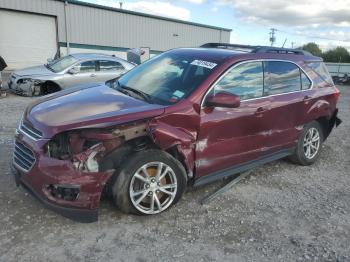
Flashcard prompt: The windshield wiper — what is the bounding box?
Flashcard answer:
[117,81,153,103]
[44,64,54,72]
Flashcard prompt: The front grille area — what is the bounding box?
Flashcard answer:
[20,121,43,140]
[13,142,36,172]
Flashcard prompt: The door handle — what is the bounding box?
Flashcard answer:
[303,95,311,101]
[90,73,96,77]
[254,107,267,115]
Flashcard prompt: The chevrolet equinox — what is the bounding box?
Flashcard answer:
[12,43,341,222]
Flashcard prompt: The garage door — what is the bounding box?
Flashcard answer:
[0,10,57,70]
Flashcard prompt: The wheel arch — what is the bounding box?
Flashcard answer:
[41,80,61,94]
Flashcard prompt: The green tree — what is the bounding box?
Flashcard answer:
[300,42,323,57]
[322,47,350,63]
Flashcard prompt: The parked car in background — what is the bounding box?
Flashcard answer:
[8,53,135,96]
[12,43,341,222]
[332,73,350,85]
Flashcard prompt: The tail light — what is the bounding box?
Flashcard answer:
[334,86,340,104]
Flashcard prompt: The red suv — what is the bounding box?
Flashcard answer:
[12,43,341,222]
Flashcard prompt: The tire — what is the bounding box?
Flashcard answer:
[42,82,60,95]
[289,121,324,166]
[110,149,187,215]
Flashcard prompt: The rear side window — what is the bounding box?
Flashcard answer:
[264,61,301,95]
[99,60,124,71]
[213,61,264,100]
[307,62,334,85]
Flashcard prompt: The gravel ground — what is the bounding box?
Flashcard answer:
[0,86,349,262]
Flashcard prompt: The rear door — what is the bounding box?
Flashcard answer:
[196,61,271,177]
[262,61,312,152]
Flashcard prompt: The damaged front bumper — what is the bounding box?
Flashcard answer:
[12,131,114,223]
[8,76,42,96]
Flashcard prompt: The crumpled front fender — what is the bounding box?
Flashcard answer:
[148,120,196,177]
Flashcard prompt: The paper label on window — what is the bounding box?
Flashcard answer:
[173,90,185,98]
[191,60,217,69]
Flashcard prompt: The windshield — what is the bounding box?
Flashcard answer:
[116,52,217,105]
[47,55,78,73]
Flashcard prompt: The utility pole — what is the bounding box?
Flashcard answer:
[291,42,295,48]
[269,28,277,46]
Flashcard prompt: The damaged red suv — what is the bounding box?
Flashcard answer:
[13,43,341,222]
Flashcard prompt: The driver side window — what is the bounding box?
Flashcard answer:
[213,62,264,100]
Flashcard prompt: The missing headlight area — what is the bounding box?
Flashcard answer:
[14,79,42,96]
[45,121,148,172]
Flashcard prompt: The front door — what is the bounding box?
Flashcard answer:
[196,61,271,178]
[61,60,98,88]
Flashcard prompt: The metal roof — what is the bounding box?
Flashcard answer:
[58,0,232,32]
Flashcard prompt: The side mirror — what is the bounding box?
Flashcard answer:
[68,66,79,74]
[205,92,240,108]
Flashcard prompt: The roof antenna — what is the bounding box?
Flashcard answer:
[119,2,123,9]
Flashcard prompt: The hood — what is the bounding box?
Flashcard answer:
[26,84,166,138]
[14,65,55,78]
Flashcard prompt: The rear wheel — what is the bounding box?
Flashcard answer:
[290,121,324,165]
[111,149,187,215]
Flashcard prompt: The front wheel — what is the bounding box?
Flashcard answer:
[290,121,324,165]
[111,149,187,215]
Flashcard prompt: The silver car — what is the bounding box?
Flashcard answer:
[8,53,135,96]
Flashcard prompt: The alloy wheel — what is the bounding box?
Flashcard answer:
[303,127,320,159]
[129,161,177,214]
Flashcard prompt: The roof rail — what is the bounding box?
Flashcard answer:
[200,43,312,56]
[200,43,256,52]
[253,46,312,55]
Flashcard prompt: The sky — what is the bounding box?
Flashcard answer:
[82,0,350,51]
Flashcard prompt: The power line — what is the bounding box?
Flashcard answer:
[276,28,350,43]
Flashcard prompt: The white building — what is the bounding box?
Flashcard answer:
[0,0,231,69]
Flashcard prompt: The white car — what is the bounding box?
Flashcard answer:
[8,53,135,96]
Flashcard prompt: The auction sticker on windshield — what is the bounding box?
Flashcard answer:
[191,60,217,69]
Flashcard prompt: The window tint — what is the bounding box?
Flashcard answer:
[78,61,96,72]
[307,62,333,85]
[99,60,124,71]
[214,62,264,100]
[301,71,312,90]
[264,61,301,95]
